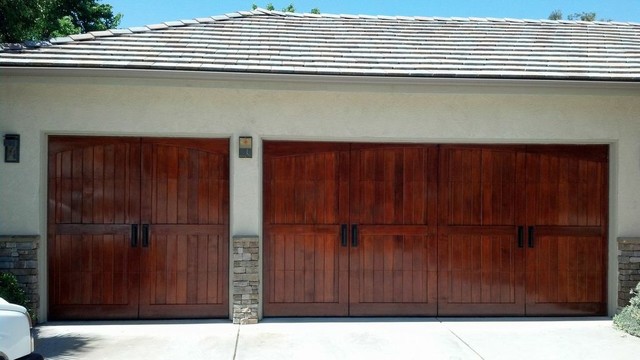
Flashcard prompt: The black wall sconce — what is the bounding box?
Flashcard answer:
[239,136,252,158]
[3,134,20,163]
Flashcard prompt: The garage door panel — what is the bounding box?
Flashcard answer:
[438,231,525,315]
[268,231,343,304]
[266,151,345,225]
[524,146,608,315]
[49,139,141,225]
[139,139,229,318]
[525,146,607,227]
[526,234,606,314]
[440,146,523,226]
[143,142,229,226]
[350,231,437,310]
[348,145,438,316]
[48,232,140,319]
[139,232,227,313]
[438,146,526,315]
[351,145,438,225]
[264,230,348,316]
[48,137,141,320]
[264,142,350,316]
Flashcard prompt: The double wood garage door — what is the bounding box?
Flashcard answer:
[264,142,608,316]
[48,137,229,320]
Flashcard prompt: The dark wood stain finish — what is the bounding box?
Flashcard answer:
[139,138,229,318]
[438,145,608,316]
[263,142,350,316]
[48,136,229,320]
[264,143,439,316]
[438,145,526,315]
[264,142,608,317]
[523,145,608,315]
[349,145,438,316]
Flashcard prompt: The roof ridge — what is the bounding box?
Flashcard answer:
[2,8,637,49]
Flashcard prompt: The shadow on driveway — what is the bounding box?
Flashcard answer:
[34,328,96,359]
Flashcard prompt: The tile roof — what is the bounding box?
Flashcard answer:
[1,9,640,81]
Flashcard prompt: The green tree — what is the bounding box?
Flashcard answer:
[548,9,609,22]
[548,9,562,20]
[568,11,596,21]
[0,0,122,43]
[281,3,295,12]
[0,0,42,42]
[51,15,81,38]
[252,3,275,11]
[251,3,319,14]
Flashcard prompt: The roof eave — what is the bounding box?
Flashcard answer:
[2,66,639,93]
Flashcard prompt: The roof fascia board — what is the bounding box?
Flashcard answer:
[2,66,639,95]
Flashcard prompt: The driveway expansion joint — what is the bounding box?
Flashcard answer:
[437,317,485,360]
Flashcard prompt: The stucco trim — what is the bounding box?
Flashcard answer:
[2,67,640,95]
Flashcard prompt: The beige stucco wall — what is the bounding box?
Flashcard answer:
[1,69,639,319]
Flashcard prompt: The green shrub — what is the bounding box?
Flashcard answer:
[614,282,640,337]
[0,272,36,321]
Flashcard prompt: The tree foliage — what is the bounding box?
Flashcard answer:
[0,0,122,43]
[548,9,562,20]
[614,282,640,337]
[567,12,596,21]
[0,272,36,321]
[282,3,295,13]
[252,2,319,14]
[548,9,609,22]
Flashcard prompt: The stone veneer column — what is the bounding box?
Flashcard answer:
[0,235,40,316]
[232,236,260,324]
[618,237,640,311]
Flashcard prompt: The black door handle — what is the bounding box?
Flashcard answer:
[142,224,150,247]
[351,224,358,247]
[517,226,524,248]
[528,226,535,248]
[341,224,348,247]
[131,224,138,247]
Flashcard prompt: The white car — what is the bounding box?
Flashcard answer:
[0,298,42,360]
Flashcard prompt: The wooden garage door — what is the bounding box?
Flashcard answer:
[263,142,350,316]
[263,142,438,316]
[48,136,228,320]
[438,145,526,315]
[349,144,438,316]
[523,146,608,315]
[438,145,608,316]
[265,142,608,317]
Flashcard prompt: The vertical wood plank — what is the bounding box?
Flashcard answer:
[197,235,208,304]
[207,235,219,303]
[103,144,115,224]
[176,234,188,304]
[186,235,198,304]
[166,235,178,304]
[304,235,315,302]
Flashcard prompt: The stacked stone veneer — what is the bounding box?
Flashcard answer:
[0,235,39,315]
[618,237,640,311]
[232,236,260,324]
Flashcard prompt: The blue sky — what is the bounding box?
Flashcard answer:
[108,0,640,28]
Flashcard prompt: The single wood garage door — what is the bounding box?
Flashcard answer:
[263,142,608,316]
[48,136,229,320]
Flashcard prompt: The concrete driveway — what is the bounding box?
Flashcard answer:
[35,317,640,360]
